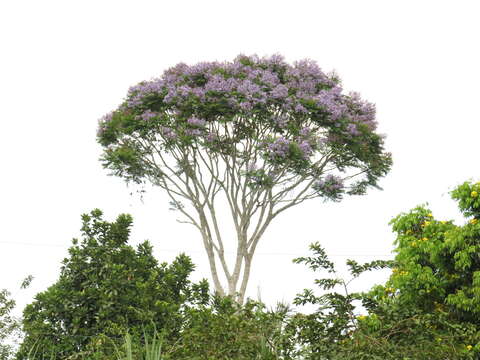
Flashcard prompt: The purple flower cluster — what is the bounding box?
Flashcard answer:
[138,110,157,121]
[266,132,315,161]
[315,87,347,121]
[298,140,313,158]
[204,132,217,143]
[119,54,376,128]
[99,54,380,153]
[187,117,206,127]
[161,126,177,140]
[314,174,344,196]
[126,80,164,108]
[267,137,290,158]
[346,123,360,136]
[346,92,377,131]
[97,111,113,137]
[270,84,289,99]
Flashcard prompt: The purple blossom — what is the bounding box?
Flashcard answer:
[99,111,113,125]
[185,128,203,136]
[116,54,380,143]
[138,110,157,121]
[346,123,361,136]
[204,132,217,143]
[239,101,253,111]
[187,117,206,127]
[237,80,262,98]
[267,137,290,158]
[205,75,238,92]
[298,140,313,158]
[161,127,177,140]
[314,174,344,198]
[270,84,289,99]
[177,85,192,96]
[97,111,113,137]
[293,59,327,80]
[299,127,311,136]
[294,104,307,113]
[260,53,286,66]
[191,87,207,99]
[347,92,377,130]
[260,71,280,87]
[183,61,219,76]
[315,87,347,121]
[163,85,178,103]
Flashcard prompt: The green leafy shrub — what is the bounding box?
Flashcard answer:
[17,209,208,360]
[290,180,480,359]
[165,296,294,359]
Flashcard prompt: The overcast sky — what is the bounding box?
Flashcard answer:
[1,0,479,314]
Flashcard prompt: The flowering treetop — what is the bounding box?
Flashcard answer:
[98,54,391,201]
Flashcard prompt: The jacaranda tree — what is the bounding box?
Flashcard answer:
[97,54,392,302]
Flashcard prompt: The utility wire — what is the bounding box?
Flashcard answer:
[0,241,394,257]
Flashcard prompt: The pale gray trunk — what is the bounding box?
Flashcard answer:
[131,123,335,304]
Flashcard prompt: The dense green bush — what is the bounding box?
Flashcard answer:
[164,296,294,359]
[17,210,208,359]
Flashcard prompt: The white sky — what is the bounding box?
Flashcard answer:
[1,0,479,315]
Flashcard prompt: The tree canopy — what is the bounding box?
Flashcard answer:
[97,54,392,302]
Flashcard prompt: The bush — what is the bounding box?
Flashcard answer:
[17,209,208,359]
[165,296,294,359]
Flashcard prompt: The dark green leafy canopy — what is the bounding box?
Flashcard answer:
[17,209,208,360]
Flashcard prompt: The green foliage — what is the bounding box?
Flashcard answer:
[164,296,294,359]
[0,289,20,360]
[95,297,294,360]
[13,181,480,359]
[17,210,209,360]
[289,243,394,359]
[289,181,480,358]
[362,180,480,357]
[112,332,164,360]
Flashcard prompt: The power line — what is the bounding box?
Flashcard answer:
[0,241,394,257]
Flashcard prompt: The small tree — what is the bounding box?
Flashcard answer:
[17,210,208,359]
[363,180,480,357]
[289,181,480,359]
[290,243,393,359]
[97,54,392,302]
